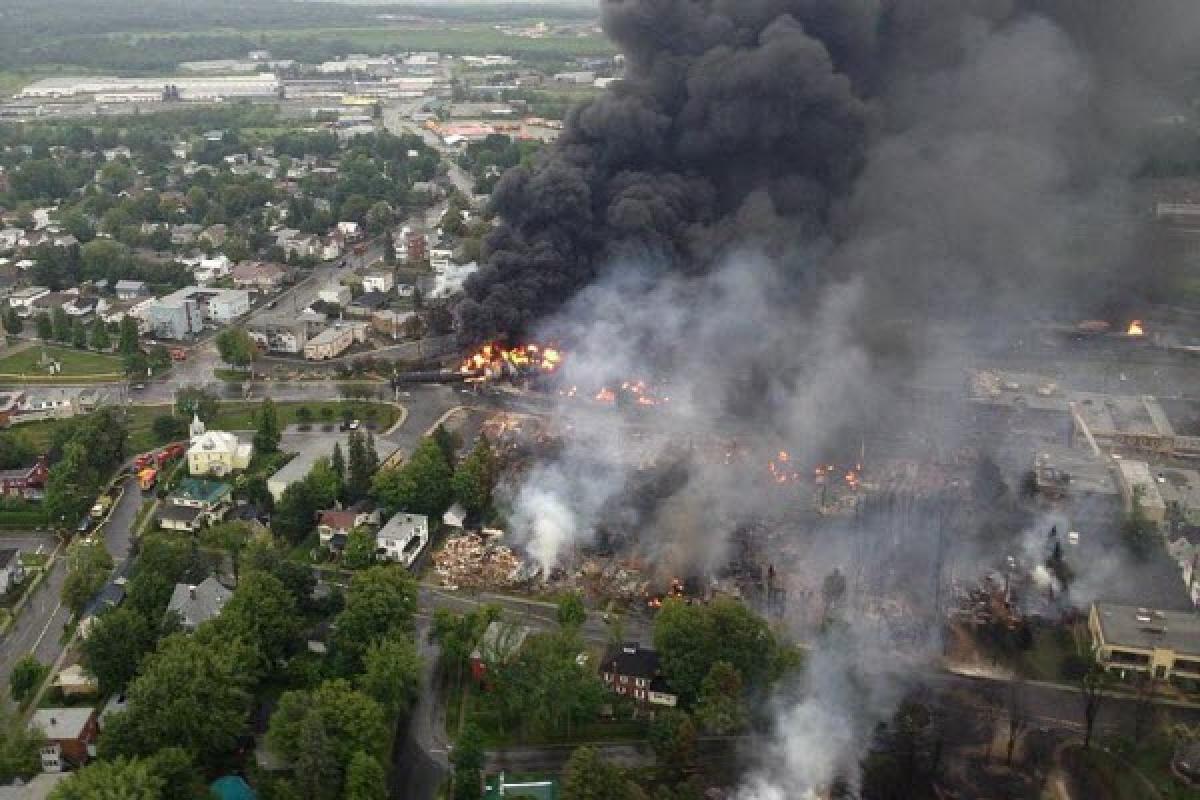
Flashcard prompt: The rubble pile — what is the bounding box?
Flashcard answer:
[433,532,529,589]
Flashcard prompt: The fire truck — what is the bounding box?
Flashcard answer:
[137,467,158,491]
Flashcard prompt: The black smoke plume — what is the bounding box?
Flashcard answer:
[459,0,1200,345]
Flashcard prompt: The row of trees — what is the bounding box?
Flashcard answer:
[371,427,498,520]
[43,409,128,526]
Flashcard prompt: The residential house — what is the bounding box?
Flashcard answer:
[375,512,429,567]
[319,235,343,261]
[160,476,234,531]
[599,643,679,710]
[166,576,232,631]
[0,456,49,499]
[443,503,467,529]
[370,309,416,340]
[396,283,416,298]
[30,708,98,772]
[277,229,319,260]
[139,296,203,340]
[6,286,50,316]
[232,261,286,291]
[0,228,23,253]
[193,255,233,285]
[63,295,103,319]
[316,509,378,551]
[187,417,253,477]
[0,549,24,594]
[362,271,395,294]
[247,314,310,354]
[429,247,453,270]
[405,231,426,263]
[337,221,361,241]
[114,280,148,300]
[1089,602,1200,683]
[303,326,355,360]
[52,665,98,700]
[317,284,351,307]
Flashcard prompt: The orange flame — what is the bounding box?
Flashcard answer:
[1127,320,1145,336]
[460,343,563,375]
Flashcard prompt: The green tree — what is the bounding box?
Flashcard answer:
[48,757,164,800]
[80,238,130,276]
[648,710,696,779]
[71,318,87,349]
[430,606,498,690]
[9,655,46,706]
[214,570,299,674]
[98,634,253,765]
[293,710,338,800]
[358,635,422,716]
[652,597,786,706]
[0,708,44,783]
[118,315,140,355]
[371,436,453,517]
[35,313,53,340]
[333,566,418,673]
[344,751,389,800]
[123,349,149,380]
[331,441,346,482]
[694,661,746,735]
[254,397,281,454]
[366,201,395,234]
[561,746,636,800]
[432,424,462,464]
[557,592,587,631]
[268,680,388,786]
[89,317,111,350]
[62,538,115,617]
[345,431,376,503]
[494,630,605,739]
[343,527,375,570]
[51,306,71,342]
[215,327,257,369]
[2,307,21,335]
[451,724,485,800]
[452,437,497,516]
[152,414,188,442]
[173,387,218,423]
[80,607,157,696]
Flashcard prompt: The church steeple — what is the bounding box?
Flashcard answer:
[189,413,206,439]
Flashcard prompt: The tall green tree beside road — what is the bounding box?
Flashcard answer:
[51,306,71,342]
[81,607,157,696]
[35,314,53,340]
[99,634,253,766]
[118,316,140,355]
[344,751,389,800]
[267,680,388,790]
[333,566,418,673]
[71,319,87,349]
[89,317,110,351]
[1,307,21,335]
[452,437,497,517]
[215,327,257,369]
[358,635,422,716]
[173,387,218,423]
[9,656,47,707]
[212,570,299,675]
[451,725,485,800]
[47,757,163,800]
[371,436,452,517]
[62,536,114,617]
[254,397,281,454]
[561,746,637,800]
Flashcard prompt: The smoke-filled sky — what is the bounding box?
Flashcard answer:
[468,1,1200,795]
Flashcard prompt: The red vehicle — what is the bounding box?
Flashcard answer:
[169,347,188,362]
[134,453,154,470]
[156,444,185,466]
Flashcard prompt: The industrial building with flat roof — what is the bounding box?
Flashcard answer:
[1090,602,1200,683]
[19,74,280,100]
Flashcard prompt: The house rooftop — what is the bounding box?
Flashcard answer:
[1093,602,1200,656]
[30,708,94,741]
[172,478,232,506]
[0,548,20,569]
[166,575,232,628]
[600,642,662,680]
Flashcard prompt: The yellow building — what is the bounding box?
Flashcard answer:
[1089,602,1200,683]
[186,416,253,477]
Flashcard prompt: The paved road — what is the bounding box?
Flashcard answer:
[382,103,477,200]
[0,471,142,707]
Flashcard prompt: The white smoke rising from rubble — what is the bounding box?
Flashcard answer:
[494,1,1193,794]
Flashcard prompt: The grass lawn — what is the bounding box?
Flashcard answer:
[12,400,398,453]
[0,345,123,379]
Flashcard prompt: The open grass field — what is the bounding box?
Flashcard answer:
[12,400,400,454]
[0,346,123,380]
